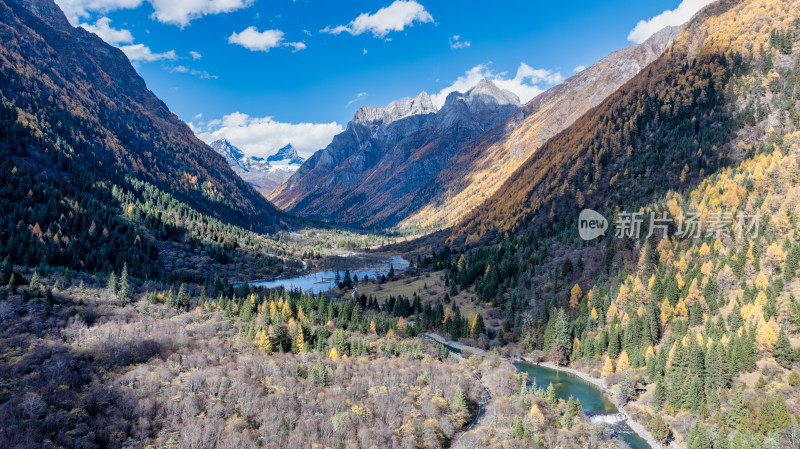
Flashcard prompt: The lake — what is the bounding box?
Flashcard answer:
[240,255,409,294]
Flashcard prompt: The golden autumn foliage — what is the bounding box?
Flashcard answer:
[601,356,615,377]
[255,330,273,354]
[661,298,674,326]
[674,298,688,319]
[616,351,630,372]
[570,283,583,311]
[645,345,655,361]
[756,319,780,350]
[295,328,305,353]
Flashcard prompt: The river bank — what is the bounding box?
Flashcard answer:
[528,360,665,449]
[425,332,667,449]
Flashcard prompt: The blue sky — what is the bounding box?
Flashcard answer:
[54,0,716,157]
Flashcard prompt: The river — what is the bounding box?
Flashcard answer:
[430,336,653,449]
[246,258,652,449]
[240,255,409,294]
[514,362,652,449]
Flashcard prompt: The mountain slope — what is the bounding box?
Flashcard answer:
[447,0,768,245]
[269,81,521,228]
[210,139,302,196]
[399,26,680,230]
[428,1,800,444]
[0,0,285,278]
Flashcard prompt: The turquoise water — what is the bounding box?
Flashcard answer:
[240,256,409,294]
[435,341,651,448]
[513,362,615,413]
[513,362,651,449]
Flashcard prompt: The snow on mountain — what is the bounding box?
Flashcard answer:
[210,139,303,196]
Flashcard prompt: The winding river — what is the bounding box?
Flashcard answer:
[245,258,653,448]
[514,362,652,449]
[240,255,409,293]
[434,338,653,449]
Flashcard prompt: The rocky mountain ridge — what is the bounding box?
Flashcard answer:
[269,79,521,227]
[399,25,681,230]
[210,139,304,196]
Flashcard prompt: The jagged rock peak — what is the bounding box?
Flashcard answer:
[466,78,521,107]
[9,0,71,29]
[352,91,436,126]
[211,139,245,163]
[442,78,521,113]
[267,144,305,165]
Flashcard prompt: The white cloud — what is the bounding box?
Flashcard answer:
[573,65,586,73]
[363,48,368,55]
[79,16,133,45]
[430,63,562,108]
[147,0,254,27]
[190,51,202,60]
[228,27,306,52]
[55,0,253,26]
[74,14,178,65]
[193,113,344,158]
[171,65,218,79]
[346,92,368,107]
[285,41,307,52]
[321,0,433,38]
[55,0,143,24]
[449,35,470,49]
[119,43,177,62]
[627,0,716,43]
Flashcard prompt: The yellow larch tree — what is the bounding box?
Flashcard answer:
[616,351,630,372]
[674,298,688,319]
[660,297,674,326]
[756,319,780,351]
[645,345,655,361]
[570,284,583,312]
[255,330,272,354]
[295,327,305,353]
[616,284,630,310]
[601,356,615,377]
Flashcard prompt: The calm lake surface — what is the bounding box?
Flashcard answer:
[241,255,409,294]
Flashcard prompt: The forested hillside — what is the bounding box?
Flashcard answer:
[0,0,287,281]
[399,26,679,231]
[449,0,763,244]
[429,0,800,446]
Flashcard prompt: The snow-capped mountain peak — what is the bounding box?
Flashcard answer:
[267,144,305,166]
